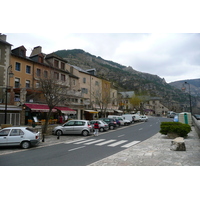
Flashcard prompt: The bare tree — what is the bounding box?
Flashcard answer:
[39,71,70,140]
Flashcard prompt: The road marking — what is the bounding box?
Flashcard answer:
[74,139,95,144]
[84,139,105,145]
[68,146,85,151]
[150,125,152,126]
[108,140,128,147]
[139,128,143,131]
[118,134,125,137]
[95,139,116,146]
[64,138,86,144]
[121,141,140,148]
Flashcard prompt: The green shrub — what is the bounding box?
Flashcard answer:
[160,122,191,137]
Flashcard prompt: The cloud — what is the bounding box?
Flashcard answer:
[5,33,200,83]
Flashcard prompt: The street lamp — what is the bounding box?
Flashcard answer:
[182,81,192,114]
[4,65,14,124]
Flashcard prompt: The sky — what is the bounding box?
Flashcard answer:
[4,33,200,83]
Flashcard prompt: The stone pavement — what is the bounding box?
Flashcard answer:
[89,126,200,166]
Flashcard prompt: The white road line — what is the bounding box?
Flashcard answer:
[108,140,128,147]
[95,139,116,146]
[68,146,85,152]
[74,139,95,144]
[84,139,105,145]
[150,125,152,127]
[64,138,86,144]
[118,134,125,137]
[121,141,140,148]
[139,128,143,131]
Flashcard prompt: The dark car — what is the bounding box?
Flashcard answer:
[99,118,117,130]
[194,114,200,120]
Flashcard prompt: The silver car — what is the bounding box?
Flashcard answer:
[90,120,109,132]
[0,127,40,149]
[52,120,92,136]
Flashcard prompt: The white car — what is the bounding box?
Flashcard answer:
[0,127,40,149]
[52,120,93,136]
[139,115,148,122]
[107,115,131,125]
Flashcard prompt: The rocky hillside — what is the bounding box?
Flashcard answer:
[54,49,189,105]
[169,79,200,97]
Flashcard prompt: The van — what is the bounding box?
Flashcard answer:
[107,115,131,125]
[122,114,140,123]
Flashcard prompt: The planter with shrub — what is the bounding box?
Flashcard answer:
[160,122,191,138]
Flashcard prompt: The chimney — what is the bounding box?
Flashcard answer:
[30,46,42,57]
[0,33,7,41]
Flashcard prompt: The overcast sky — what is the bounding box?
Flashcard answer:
[4,33,200,83]
[2,1,200,84]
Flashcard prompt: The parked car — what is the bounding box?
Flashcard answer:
[139,115,148,122]
[99,118,117,130]
[52,120,92,136]
[90,120,109,132]
[194,114,200,120]
[167,111,176,118]
[0,127,40,149]
[107,115,131,125]
[122,114,140,123]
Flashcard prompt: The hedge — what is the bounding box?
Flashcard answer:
[160,122,191,137]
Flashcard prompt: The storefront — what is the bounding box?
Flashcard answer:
[24,103,57,125]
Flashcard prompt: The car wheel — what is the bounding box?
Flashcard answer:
[21,141,30,149]
[56,130,63,136]
[82,130,89,136]
[99,127,104,132]
[110,125,114,130]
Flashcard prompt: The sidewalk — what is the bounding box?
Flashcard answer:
[89,126,200,166]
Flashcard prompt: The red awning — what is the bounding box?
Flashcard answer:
[55,106,76,114]
[25,104,57,112]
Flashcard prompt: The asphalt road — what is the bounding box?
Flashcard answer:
[0,117,171,166]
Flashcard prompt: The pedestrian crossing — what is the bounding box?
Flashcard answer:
[64,138,140,148]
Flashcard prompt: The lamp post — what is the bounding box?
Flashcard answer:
[182,81,192,114]
[4,65,14,124]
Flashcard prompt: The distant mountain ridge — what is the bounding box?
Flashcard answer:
[54,49,197,108]
[169,79,200,97]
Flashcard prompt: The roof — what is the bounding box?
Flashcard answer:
[0,39,12,46]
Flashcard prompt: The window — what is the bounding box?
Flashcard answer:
[14,94,20,102]
[15,78,20,88]
[15,62,21,71]
[61,62,65,70]
[75,121,85,126]
[83,77,86,83]
[10,129,24,136]
[95,81,99,86]
[73,79,76,85]
[0,129,11,136]
[61,74,65,81]
[81,88,88,94]
[26,65,31,74]
[44,71,48,78]
[36,82,40,88]
[54,60,59,68]
[54,72,59,80]
[26,80,30,88]
[36,68,41,77]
